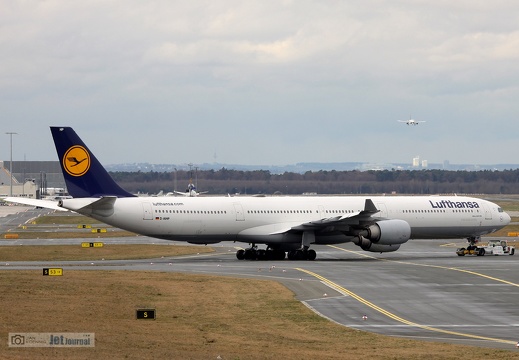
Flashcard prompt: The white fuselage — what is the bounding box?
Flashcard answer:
[63,195,510,246]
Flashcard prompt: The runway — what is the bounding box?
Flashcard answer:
[1,207,519,350]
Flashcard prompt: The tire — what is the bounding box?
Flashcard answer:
[510,248,515,256]
[477,248,485,256]
[244,249,256,260]
[456,248,465,256]
[307,249,317,261]
[236,249,245,260]
[256,249,266,260]
[276,250,286,260]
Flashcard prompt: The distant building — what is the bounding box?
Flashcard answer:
[0,161,65,198]
[412,156,420,167]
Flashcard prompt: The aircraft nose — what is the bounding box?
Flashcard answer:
[502,211,512,225]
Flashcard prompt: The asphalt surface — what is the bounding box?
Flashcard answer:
[1,206,519,351]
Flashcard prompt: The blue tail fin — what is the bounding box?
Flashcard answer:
[51,127,135,198]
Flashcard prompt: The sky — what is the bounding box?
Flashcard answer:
[2,1,519,167]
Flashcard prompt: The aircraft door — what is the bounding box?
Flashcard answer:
[233,203,245,221]
[482,203,492,220]
[142,202,153,220]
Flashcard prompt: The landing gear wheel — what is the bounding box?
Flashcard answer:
[273,250,286,260]
[236,249,245,260]
[288,249,316,260]
[256,249,266,260]
[287,250,304,260]
[244,249,257,260]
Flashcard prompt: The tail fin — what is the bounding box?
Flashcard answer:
[51,127,134,198]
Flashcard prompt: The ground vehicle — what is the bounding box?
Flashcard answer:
[456,239,515,256]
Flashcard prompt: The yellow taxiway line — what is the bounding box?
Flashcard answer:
[295,246,517,345]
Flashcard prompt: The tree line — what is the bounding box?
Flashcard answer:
[109,168,519,195]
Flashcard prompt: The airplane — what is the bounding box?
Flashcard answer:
[172,181,208,197]
[397,118,425,125]
[3,127,511,261]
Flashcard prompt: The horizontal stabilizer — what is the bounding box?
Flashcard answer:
[2,197,68,211]
[59,196,116,217]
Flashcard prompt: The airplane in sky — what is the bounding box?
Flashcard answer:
[397,118,426,125]
[3,127,511,261]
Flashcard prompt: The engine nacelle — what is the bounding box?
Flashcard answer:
[358,219,411,245]
[355,236,401,253]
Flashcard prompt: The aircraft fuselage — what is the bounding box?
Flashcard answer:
[62,195,509,247]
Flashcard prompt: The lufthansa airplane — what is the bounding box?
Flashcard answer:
[4,127,511,261]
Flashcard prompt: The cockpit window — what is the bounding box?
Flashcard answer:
[498,207,504,213]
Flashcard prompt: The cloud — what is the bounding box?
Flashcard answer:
[1,1,519,165]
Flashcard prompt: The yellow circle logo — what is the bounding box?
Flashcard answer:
[63,146,90,177]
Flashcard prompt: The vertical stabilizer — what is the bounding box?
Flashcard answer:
[51,127,134,198]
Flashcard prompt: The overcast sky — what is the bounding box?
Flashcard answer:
[2,1,519,167]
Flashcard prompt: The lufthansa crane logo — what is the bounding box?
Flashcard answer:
[63,145,90,177]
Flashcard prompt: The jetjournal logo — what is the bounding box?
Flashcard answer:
[8,332,95,347]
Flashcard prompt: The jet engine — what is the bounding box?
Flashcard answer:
[354,236,401,252]
[353,219,411,253]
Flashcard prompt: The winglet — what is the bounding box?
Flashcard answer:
[361,199,379,215]
[51,127,135,198]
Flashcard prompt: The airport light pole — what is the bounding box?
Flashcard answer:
[5,132,18,197]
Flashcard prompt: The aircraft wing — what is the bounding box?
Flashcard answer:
[173,191,190,196]
[2,197,68,211]
[238,199,380,236]
[238,222,302,236]
[291,199,380,231]
[2,196,120,218]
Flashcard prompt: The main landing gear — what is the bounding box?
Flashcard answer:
[236,232,318,261]
[236,246,286,260]
[235,245,316,261]
[287,248,316,260]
